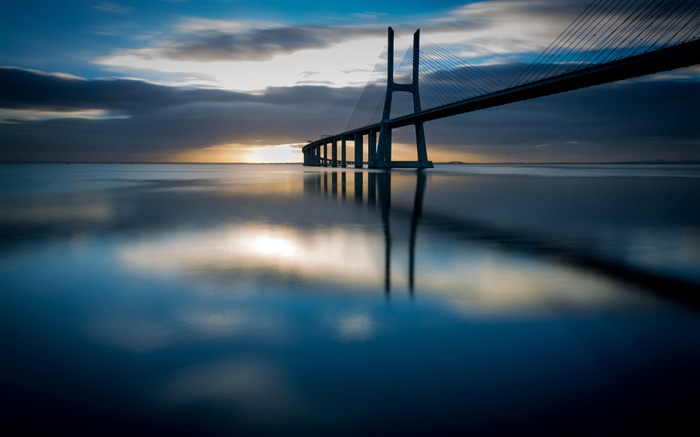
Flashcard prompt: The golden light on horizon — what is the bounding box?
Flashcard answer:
[244,144,304,163]
[169,143,304,163]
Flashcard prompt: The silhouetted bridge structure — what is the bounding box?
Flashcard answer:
[302,0,700,168]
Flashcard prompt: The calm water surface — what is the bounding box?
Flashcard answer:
[1,163,699,435]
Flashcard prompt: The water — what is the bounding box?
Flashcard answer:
[1,163,699,435]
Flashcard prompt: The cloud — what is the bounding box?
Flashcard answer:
[92,1,133,14]
[91,0,693,93]
[2,63,698,163]
[0,68,353,161]
[415,75,700,162]
[0,66,253,112]
[145,1,591,65]
[166,24,384,62]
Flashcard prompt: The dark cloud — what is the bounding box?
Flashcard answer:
[0,67,360,161]
[158,1,595,63]
[0,67,357,113]
[0,67,252,112]
[1,66,698,163]
[167,25,384,61]
[414,75,700,162]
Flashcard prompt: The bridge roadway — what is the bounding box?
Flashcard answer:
[303,39,700,168]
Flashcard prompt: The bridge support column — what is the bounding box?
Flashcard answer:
[331,139,338,168]
[323,142,328,167]
[354,132,363,168]
[341,136,347,168]
[368,129,378,167]
[378,121,392,167]
[415,122,429,165]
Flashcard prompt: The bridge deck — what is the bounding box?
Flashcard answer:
[304,39,700,152]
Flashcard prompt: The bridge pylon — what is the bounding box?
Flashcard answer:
[372,27,433,169]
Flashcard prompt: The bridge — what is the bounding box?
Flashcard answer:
[302,0,700,168]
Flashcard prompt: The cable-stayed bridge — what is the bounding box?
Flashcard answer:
[302,0,700,168]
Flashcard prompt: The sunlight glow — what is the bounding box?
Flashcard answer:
[244,144,303,163]
[169,143,303,163]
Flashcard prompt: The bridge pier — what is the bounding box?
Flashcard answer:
[368,129,378,167]
[301,28,432,169]
[354,132,363,168]
[377,122,391,167]
[331,139,338,167]
[341,136,347,168]
[370,27,432,169]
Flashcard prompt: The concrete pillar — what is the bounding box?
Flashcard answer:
[331,139,338,168]
[416,123,428,165]
[341,136,347,168]
[368,129,377,167]
[378,123,391,166]
[354,132,364,168]
[323,142,328,167]
[376,26,395,169]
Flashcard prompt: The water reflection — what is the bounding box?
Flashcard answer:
[301,168,699,309]
[3,164,699,435]
[304,170,427,298]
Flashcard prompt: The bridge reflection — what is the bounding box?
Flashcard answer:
[304,170,426,298]
[303,169,700,309]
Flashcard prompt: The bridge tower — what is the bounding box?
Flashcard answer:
[373,27,433,169]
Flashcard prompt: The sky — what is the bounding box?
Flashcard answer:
[1,0,698,163]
